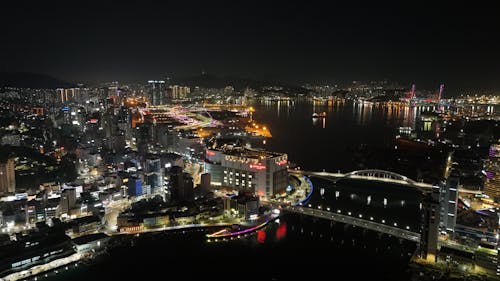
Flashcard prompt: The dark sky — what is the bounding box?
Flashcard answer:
[1,1,500,91]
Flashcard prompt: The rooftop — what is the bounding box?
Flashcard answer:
[211,144,285,160]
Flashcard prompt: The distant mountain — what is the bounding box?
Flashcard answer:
[0,72,75,89]
[173,73,307,93]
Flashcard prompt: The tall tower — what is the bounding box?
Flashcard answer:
[148,80,166,106]
[145,157,163,193]
[410,84,416,99]
[420,186,440,262]
[484,143,500,202]
[0,158,15,195]
[438,84,444,103]
[439,176,458,235]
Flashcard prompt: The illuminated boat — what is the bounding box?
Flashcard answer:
[312,112,326,118]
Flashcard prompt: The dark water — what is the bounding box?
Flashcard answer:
[252,99,427,171]
[44,214,416,281]
[307,176,425,232]
[252,99,500,172]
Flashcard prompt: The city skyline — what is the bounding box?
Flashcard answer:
[2,2,500,280]
[1,1,500,91]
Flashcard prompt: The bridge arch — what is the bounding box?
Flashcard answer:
[344,169,417,185]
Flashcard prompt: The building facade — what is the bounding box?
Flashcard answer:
[144,157,163,193]
[439,176,458,235]
[484,144,500,202]
[59,188,76,215]
[205,147,288,198]
[169,85,190,100]
[0,158,15,195]
[148,80,166,106]
[127,177,143,197]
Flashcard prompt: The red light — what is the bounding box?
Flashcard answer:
[276,159,287,166]
[276,222,287,240]
[206,150,216,156]
[249,164,266,170]
[257,230,266,243]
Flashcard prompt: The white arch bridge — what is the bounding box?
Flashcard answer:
[290,169,433,192]
[285,169,436,242]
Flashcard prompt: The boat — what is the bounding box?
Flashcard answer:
[312,112,326,118]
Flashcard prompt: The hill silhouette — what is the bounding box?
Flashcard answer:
[173,73,307,93]
[0,72,75,89]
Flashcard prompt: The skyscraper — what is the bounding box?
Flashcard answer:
[148,80,166,106]
[484,143,500,202]
[145,156,163,192]
[0,158,15,195]
[57,88,81,104]
[170,85,190,100]
[439,176,458,234]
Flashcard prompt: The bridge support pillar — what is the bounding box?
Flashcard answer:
[419,187,440,263]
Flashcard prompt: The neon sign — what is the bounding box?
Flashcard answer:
[249,164,266,170]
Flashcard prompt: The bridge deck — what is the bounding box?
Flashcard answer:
[290,170,433,190]
[284,205,421,243]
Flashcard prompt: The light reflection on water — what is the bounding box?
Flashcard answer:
[45,214,416,281]
[250,99,436,171]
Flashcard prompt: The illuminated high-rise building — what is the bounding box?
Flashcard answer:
[56,88,66,103]
[56,88,82,104]
[0,158,15,195]
[484,143,500,202]
[148,80,166,106]
[170,85,190,100]
[439,176,458,234]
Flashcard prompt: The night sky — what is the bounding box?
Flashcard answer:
[1,1,499,91]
